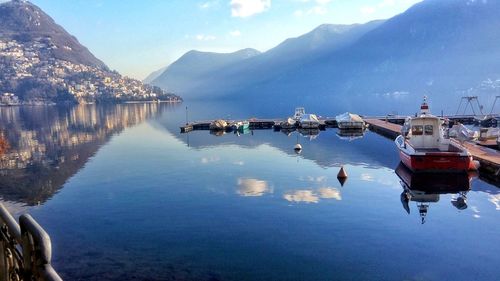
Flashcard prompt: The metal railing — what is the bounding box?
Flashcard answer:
[0,203,62,281]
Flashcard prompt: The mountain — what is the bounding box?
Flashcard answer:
[150,21,382,100]
[150,0,500,114]
[0,0,181,104]
[143,66,167,84]
[151,48,260,94]
[0,0,107,69]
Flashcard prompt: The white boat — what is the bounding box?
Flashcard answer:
[335,112,365,130]
[395,97,474,172]
[279,118,297,129]
[448,123,479,141]
[293,107,305,121]
[299,114,320,129]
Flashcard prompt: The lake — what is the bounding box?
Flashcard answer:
[0,103,499,281]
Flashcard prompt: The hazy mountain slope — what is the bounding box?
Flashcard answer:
[150,21,383,99]
[0,0,107,69]
[143,66,167,84]
[151,48,261,93]
[227,0,500,113]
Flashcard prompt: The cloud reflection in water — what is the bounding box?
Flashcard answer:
[237,178,270,197]
[284,187,342,204]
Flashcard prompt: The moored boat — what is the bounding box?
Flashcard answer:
[299,114,320,129]
[395,97,474,172]
[279,118,297,129]
[209,119,228,131]
[239,120,250,131]
[293,107,305,121]
[335,112,365,130]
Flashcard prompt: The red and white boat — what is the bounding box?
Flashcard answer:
[395,97,475,172]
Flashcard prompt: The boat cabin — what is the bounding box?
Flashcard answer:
[293,107,305,120]
[407,117,443,150]
[405,97,451,151]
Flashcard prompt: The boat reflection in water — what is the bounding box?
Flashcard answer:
[298,128,320,140]
[336,128,366,142]
[395,163,473,224]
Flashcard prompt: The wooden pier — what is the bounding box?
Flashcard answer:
[365,119,500,182]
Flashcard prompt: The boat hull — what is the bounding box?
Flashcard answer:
[398,149,473,172]
[337,122,365,130]
[299,122,319,129]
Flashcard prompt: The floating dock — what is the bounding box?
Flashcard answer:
[180,118,333,132]
[365,119,500,182]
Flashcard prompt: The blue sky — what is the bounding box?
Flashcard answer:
[25,0,422,79]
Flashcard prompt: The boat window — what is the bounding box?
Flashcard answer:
[424,125,433,135]
[411,125,423,135]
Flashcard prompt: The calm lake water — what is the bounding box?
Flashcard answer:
[0,103,499,281]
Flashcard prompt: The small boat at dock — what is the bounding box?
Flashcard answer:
[279,118,297,129]
[395,97,474,172]
[230,120,250,132]
[299,114,320,129]
[209,119,228,131]
[293,107,305,121]
[336,112,365,130]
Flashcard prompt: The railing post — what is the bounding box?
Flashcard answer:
[19,214,62,281]
[0,206,63,281]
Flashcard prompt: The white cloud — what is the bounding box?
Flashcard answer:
[231,0,271,18]
[195,34,217,41]
[293,6,327,17]
[199,0,220,9]
[378,0,396,8]
[360,5,376,14]
[375,0,423,10]
[229,30,242,37]
[293,0,330,18]
[309,6,327,15]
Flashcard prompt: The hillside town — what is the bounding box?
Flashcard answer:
[0,37,181,105]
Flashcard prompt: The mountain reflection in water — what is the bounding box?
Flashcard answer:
[0,103,166,205]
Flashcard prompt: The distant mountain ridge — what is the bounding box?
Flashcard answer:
[150,21,383,99]
[149,0,500,113]
[0,0,107,69]
[143,66,167,84]
[152,48,261,93]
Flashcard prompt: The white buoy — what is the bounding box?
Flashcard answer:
[294,143,302,151]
